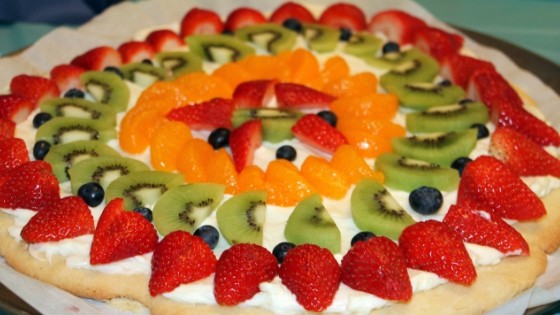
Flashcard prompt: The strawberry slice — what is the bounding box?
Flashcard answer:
[225,7,267,32]
[0,94,34,124]
[0,160,60,211]
[275,82,336,109]
[149,230,217,296]
[341,236,412,301]
[467,68,523,113]
[166,98,234,130]
[0,118,15,140]
[71,46,123,71]
[180,8,224,37]
[145,29,185,52]
[0,138,29,175]
[399,220,477,285]
[233,79,277,108]
[10,74,60,109]
[21,196,94,243]
[440,54,495,90]
[269,2,316,24]
[413,26,464,62]
[279,244,340,312]
[443,202,529,256]
[118,41,155,64]
[292,114,348,154]
[90,198,158,265]
[368,10,427,45]
[318,3,367,31]
[490,127,560,176]
[457,155,546,221]
[229,120,262,173]
[214,243,278,305]
[49,64,86,93]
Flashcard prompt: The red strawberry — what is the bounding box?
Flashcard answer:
[149,230,217,296]
[443,202,529,256]
[275,82,336,109]
[269,2,316,24]
[279,244,340,312]
[368,10,428,45]
[467,68,523,113]
[490,127,560,177]
[229,120,262,173]
[318,3,367,31]
[291,114,348,154]
[233,79,277,108]
[0,138,29,175]
[166,98,234,130]
[49,64,86,93]
[10,75,60,108]
[180,8,224,37]
[21,196,94,243]
[440,54,495,90]
[118,41,155,64]
[0,118,15,140]
[214,243,278,305]
[90,198,158,265]
[0,161,60,211]
[145,29,185,52]
[341,236,412,301]
[0,94,33,123]
[413,27,464,62]
[457,155,546,221]
[399,220,477,285]
[225,7,267,32]
[71,46,123,71]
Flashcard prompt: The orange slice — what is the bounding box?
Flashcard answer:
[323,72,378,98]
[330,93,399,121]
[300,156,350,199]
[282,49,322,90]
[341,129,393,158]
[133,80,189,114]
[330,144,385,184]
[119,109,164,154]
[176,138,214,183]
[237,165,266,193]
[212,62,253,89]
[320,55,350,87]
[236,55,288,81]
[207,149,238,194]
[174,71,234,104]
[337,117,406,137]
[265,159,315,207]
[150,120,192,171]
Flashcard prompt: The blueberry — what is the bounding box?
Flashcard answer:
[459,98,474,105]
[194,225,220,249]
[133,207,153,222]
[382,41,400,54]
[350,231,375,247]
[317,110,337,127]
[64,88,85,99]
[282,18,303,33]
[77,182,105,207]
[32,112,53,128]
[339,28,353,41]
[272,242,296,263]
[222,29,234,36]
[141,59,154,65]
[451,157,473,176]
[408,186,443,215]
[32,140,51,160]
[104,66,124,79]
[208,127,230,149]
[276,145,297,161]
[438,79,452,87]
[471,123,489,139]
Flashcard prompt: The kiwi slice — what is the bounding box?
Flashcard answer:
[361,47,424,69]
[343,32,382,57]
[105,170,184,210]
[187,34,255,64]
[406,101,489,133]
[80,71,130,112]
[284,194,341,253]
[154,51,203,78]
[68,156,150,194]
[153,183,225,236]
[40,98,117,126]
[351,179,415,240]
[384,82,465,111]
[379,52,439,88]
[35,117,117,145]
[392,129,478,166]
[235,23,297,55]
[216,190,267,245]
[232,108,302,143]
[374,153,460,192]
[119,62,167,87]
[43,140,120,182]
[302,23,340,53]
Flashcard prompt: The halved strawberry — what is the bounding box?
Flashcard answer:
[341,236,412,301]
[368,10,427,45]
[225,7,267,32]
[90,198,158,265]
[180,8,224,37]
[443,202,529,256]
[0,95,34,124]
[149,230,217,296]
[10,75,60,109]
[275,82,336,109]
[399,220,477,285]
[413,26,464,62]
[467,68,523,113]
[318,3,367,31]
[118,41,155,64]
[145,29,185,52]
[440,54,495,90]
[21,196,94,243]
[229,120,262,173]
[166,98,234,130]
[292,114,348,154]
[269,2,316,24]
[49,64,86,93]
[233,79,277,108]
[70,46,123,71]
[457,155,546,221]
[0,118,15,140]
[0,138,29,175]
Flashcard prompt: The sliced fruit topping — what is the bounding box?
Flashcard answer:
[40,98,117,125]
[275,82,336,109]
[166,98,234,131]
[269,2,316,24]
[180,7,224,37]
[145,29,184,52]
[237,165,266,193]
[71,46,122,71]
[0,118,16,140]
[117,40,155,64]
[318,3,367,31]
[265,159,315,206]
[235,23,297,54]
[49,64,86,93]
[176,138,214,183]
[233,79,277,108]
[300,156,350,199]
[154,51,203,78]
[0,94,34,123]
[225,7,267,32]
[406,101,489,133]
[467,69,523,113]
[440,54,495,90]
[291,114,348,154]
[368,10,428,45]
[207,149,239,194]
[0,138,29,175]
[80,71,130,112]
[35,117,117,145]
[119,62,167,88]
[229,120,262,173]
[216,190,267,245]
[344,32,383,57]
[10,74,60,108]
[330,144,385,185]
[379,52,440,88]
[413,26,464,62]
[150,120,192,171]
[187,34,255,64]
[301,23,340,53]
[232,108,301,143]
[385,81,465,111]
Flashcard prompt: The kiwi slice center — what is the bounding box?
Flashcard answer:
[54,126,100,144]
[373,189,408,218]
[177,198,215,228]
[247,200,266,232]
[123,184,168,209]
[86,80,112,103]
[204,45,240,63]
[248,31,281,52]
[398,156,441,170]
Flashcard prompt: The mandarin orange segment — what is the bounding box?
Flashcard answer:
[207,149,238,194]
[323,72,378,98]
[342,129,393,158]
[331,144,385,184]
[119,109,164,154]
[176,138,214,183]
[337,117,406,137]
[236,55,289,81]
[282,49,322,90]
[320,56,350,87]
[174,71,234,103]
[330,93,399,121]
[300,156,350,199]
[212,61,253,88]
[150,120,192,171]
[265,159,315,207]
[237,165,266,193]
[133,80,189,114]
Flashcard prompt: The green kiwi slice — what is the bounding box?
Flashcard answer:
[406,101,489,133]
[40,98,117,126]
[119,62,167,87]
[379,52,439,88]
[153,183,225,236]
[284,194,341,253]
[154,51,203,78]
[343,32,382,57]
[374,153,460,192]
[384,82,465,111]
[361,48,425,69]
[187,34,255,64]
[80,71,130,112]
[231,108,302,143]
[216,190,267,245]
[302,23,340,53]
[235,23,297,55]
[35,117,117,145]
[351,178,415,240]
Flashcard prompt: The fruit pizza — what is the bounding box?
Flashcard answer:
[1,1,560,314]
